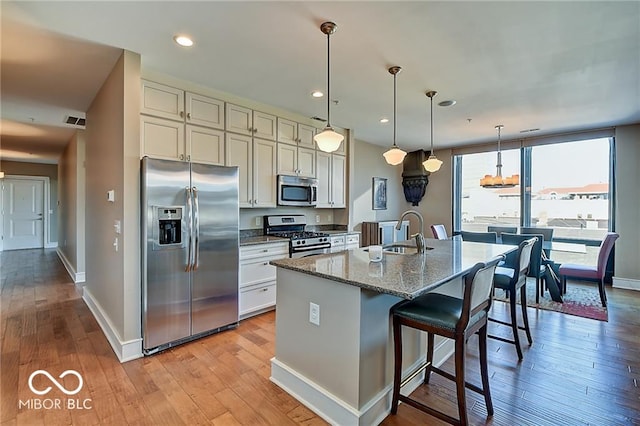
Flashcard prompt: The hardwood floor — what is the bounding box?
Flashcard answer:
[2,249,639,425]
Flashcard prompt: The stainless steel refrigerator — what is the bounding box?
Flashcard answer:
[141,157,239,355]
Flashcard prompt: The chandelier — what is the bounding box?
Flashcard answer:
[479,125,519,188]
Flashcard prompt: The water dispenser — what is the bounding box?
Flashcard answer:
[157,207,182,246]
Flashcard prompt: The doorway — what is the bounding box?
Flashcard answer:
[1,176,50,251]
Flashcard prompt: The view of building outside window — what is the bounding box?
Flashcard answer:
[530,139,609,241]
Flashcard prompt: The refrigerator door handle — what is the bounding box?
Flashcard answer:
[185,187,193,271]
[192,186,200,270]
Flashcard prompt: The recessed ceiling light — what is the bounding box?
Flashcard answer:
[379,118,389,124]
[174,35,194,47]
[311,91,324,98]
[438,100,456,107]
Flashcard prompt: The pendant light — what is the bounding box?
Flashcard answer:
[383,66,407,165]
[314,21,344,153]
[479,125,520,188]
[422,90,443,172]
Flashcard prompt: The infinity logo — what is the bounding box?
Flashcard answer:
[28,370,83,396]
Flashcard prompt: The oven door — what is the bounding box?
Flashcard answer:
[290,245,330,259]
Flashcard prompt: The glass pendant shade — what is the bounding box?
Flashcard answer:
[314,126,344,152]
[422,90,442,173]
[423,155,443,172]
[383,147,407,165]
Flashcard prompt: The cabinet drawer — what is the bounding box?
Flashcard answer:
[240,243,288,260]
[240,258,278,287]
[240,283,276,317]
[346,235,360,246]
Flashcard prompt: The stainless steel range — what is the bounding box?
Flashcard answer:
[263,215,330,258]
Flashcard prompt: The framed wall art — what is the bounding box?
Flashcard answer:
[372,177,387,210]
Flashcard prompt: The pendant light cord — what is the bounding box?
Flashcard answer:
[393,72,397,148]
[429,95,434,152]
[326,32,331,128]
[496,125,503,177]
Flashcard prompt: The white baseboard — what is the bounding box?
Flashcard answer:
[56,248,86,284]
[613,276,640,291]
[270,338,454,425]
[82,287,143,363]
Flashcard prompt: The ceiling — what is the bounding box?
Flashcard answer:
[2,1,639,164]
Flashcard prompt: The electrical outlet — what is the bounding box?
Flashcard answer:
[255,217,260,226]
[309,302,320,326]
[315,214,320,223]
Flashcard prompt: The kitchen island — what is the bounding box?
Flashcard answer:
[269,238,514,425]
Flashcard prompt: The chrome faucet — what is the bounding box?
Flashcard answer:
[396,210,427,253]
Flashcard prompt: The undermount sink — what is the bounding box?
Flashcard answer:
[364,244,434,255]
[383,245,419,254]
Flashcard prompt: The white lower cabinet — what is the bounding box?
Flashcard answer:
[239,242,288,319]
[329,233,360,253]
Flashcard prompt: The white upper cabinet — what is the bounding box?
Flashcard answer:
[140,115,185,160]
[226,133,253,207]
[187,127,225,165]
[226,103,253,136]
[277,118,316,148]
[141,80,185,121]
[185,92,224,129]
[316,152,346,208]
[298,124,317,148]
[253,111,277,140]
[225,133,277,208]
[226,104,276,141]
[277,144,316,177]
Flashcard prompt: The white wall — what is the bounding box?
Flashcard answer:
[614,124,640,284]
[84,50,141,361]
[414,148,454,238]
[58,131,86,280]
[349,139,406,232]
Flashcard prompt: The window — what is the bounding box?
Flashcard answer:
[457,149,521,231]
[454,137,613,266]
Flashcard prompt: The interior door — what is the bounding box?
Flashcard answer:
[2,178,44,250]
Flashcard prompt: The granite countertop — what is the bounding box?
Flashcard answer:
[240,235,289,246]
[270,239,516,300]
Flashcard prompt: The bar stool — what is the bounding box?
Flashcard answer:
[390,259,501,425]
[488,237,536,360]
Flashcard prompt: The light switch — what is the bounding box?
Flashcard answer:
[114,220,121,234]
[107,190,115,202]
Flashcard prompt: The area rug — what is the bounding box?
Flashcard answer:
[494,281,608,322]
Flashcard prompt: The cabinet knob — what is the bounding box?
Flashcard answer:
[179,154,185,161]
[186,155,191,162]
[187,112,191,120]
[179,111,184,118]
[262,249,268,252]
[263,262,269,265]
[261,287,269,292]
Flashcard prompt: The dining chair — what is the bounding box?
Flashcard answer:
[390,259,501,425]
[558,232,619,307]
[520,226,554,257]
[487,225,518,237]
[489,237,536,360]
[502,233,546,303]
[460,230,498,243]
[430,224,448,240]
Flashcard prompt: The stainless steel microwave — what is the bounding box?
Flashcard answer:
[277,175,318,206]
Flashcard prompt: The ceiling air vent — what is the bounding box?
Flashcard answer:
[65,116,86,127]
[310,116,327,123]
